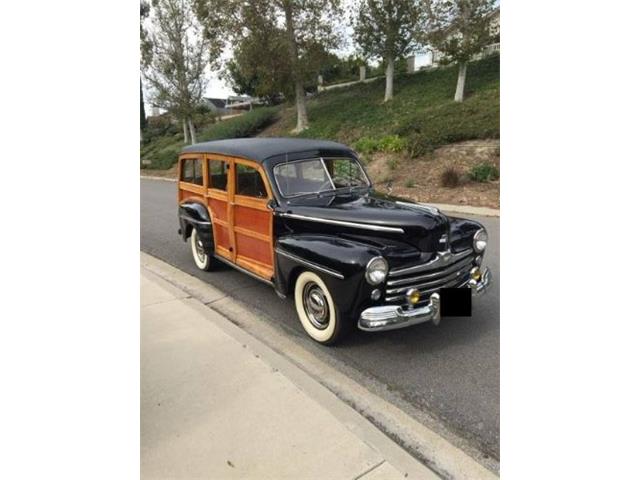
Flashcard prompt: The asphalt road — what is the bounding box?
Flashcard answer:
[140,178,500,459]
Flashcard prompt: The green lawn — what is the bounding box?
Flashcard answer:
[268,55,499,156]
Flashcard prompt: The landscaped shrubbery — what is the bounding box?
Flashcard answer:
[198,107,278,141]
[353,135,407,154]
[140,107,279,169]
[469,162,500,182]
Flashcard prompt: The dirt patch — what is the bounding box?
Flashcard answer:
[364,140,500,209]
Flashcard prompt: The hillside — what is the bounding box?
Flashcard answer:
[263,55,499,153]
[262,54,500,207]
[141,55,499,207]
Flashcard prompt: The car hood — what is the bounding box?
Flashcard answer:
[282,190,452,253]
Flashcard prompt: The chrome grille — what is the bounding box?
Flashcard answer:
[384,249,474,303]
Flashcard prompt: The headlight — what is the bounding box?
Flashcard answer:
[365,256,388,285]
[473,229,488,253]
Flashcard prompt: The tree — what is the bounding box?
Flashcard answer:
[142,0,216,144]
[221,23,337,105]
[425,0,497,102]
[140,1,151,132]
[196,0,341,132]
[352,0,424,102]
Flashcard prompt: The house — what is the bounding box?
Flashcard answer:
[201,98,232,116]
[430,6,500,66]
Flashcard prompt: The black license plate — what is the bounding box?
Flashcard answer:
[439,288,472,317]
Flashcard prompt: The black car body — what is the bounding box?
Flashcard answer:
[178,138,491,344]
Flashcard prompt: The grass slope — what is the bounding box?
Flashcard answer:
[267,55,499,156]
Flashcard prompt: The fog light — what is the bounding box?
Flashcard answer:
[470,267,482,282]
[406,288,420,305]
[371,289,381,301]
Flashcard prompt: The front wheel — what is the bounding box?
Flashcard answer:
[190,229,214,271]
[294,271,348,345]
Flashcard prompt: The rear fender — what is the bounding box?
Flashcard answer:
[178,201,214,252]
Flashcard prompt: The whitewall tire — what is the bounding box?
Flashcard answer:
[190,229,213,271]
[294,271,344,344]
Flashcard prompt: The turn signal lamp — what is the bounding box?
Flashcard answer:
[470,267,482,282]
[406,288,421,305]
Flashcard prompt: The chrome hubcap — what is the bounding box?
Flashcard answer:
[303,283,329,330]
[194,233,206,262]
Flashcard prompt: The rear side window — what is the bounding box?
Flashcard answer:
[236,163,267,198]
[180,158,203,185]
[208,159,227,190]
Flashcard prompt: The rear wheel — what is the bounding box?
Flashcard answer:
[294,271,348,345]
[190,229,214,271]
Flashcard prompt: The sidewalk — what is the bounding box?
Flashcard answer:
[141,263,439,479]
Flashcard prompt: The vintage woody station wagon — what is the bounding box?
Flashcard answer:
[177,138,491,344]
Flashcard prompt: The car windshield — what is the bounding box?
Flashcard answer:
[274,157,370,197]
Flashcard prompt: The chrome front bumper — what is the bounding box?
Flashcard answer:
[358,267,492,332]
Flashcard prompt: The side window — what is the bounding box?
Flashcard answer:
[180,158,203,185]
[236,163,267,198]
[194,159,203,185]
[181,159,194,182]
[208,159,227,191]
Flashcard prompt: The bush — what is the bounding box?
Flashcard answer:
[139,107,279,170]
[469,162,499,182]
[354,135,407,154]
[199,107,278,141]
[441,168,460,188]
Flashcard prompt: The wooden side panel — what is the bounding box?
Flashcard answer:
[208,197,228,222]
[214,223,230,247]
[234,205,270,233]
[235,232,272,266]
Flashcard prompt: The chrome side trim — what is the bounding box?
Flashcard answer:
[275,248,345,280]
[277,213,405,234]
[213,254,274,287]
[388,248,473,277]
[396,201,441,216]
[179,214,211,226]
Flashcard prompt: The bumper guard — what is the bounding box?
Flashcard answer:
[358,267,492,332]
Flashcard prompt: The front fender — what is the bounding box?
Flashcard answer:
[275,234,382,319]
[178,201,214,252]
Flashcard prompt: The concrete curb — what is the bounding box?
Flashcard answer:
[140,175,177,182]
[141,251,499,480]
[140,176,499,217]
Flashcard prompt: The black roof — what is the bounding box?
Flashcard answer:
[204,98,227,108]
[181,137,354,163]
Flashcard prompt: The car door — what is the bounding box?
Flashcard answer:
[230,159,274,280]
[205,155,233,261]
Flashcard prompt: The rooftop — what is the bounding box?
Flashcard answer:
[180,137,354,163]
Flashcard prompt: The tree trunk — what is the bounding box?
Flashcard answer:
[283,0,309,132]
[183,119,189,144]
[140,78,147,131]
[454,62,467,102]
[384,55,394,102]
[188,117,197,145]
